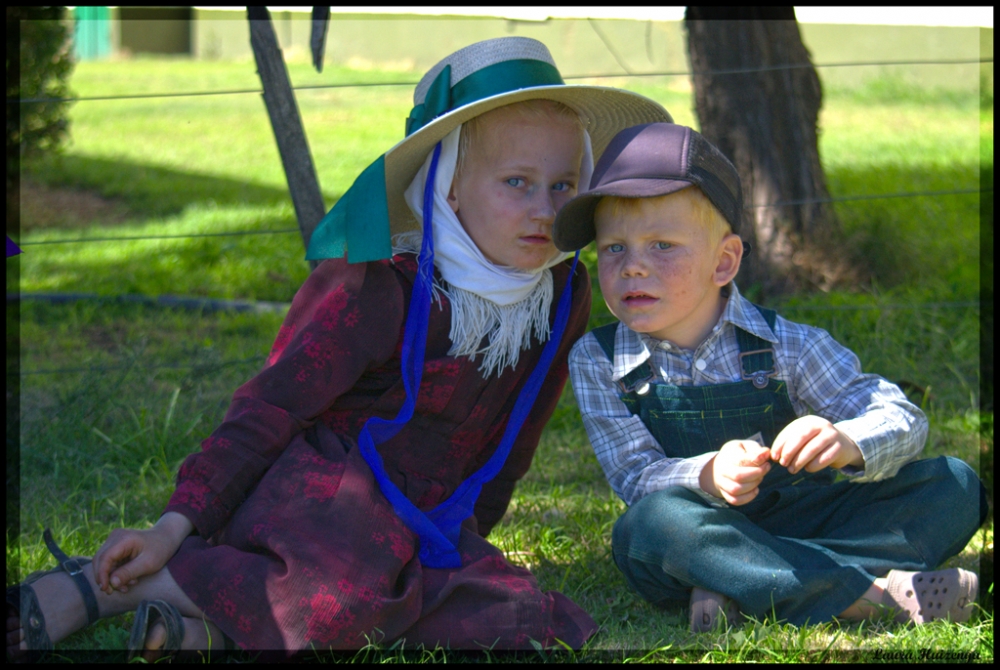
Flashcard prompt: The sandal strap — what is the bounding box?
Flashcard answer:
[42,528,100,625]
[148,600,186,650]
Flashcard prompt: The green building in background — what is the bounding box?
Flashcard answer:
[73,6,111,61]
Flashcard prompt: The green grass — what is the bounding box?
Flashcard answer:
[10,58,992,661]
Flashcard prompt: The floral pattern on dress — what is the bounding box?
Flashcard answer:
[268,324,296,367]
[302,584,357,647]
[303,470,343,501]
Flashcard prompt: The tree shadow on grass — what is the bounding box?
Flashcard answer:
[17,154,340,299]
[22,153,343,228]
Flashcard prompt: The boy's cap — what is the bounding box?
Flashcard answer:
[306,37,674,263]
[553,123,744,252]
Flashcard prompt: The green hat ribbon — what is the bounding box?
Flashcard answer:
[306,59,564,264]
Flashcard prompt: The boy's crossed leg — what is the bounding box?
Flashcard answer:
[611,456,984,629]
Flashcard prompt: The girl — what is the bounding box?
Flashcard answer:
[8,37,671,658]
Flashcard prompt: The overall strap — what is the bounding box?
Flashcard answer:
[591,323,655,395]
[591,322,617,360]
[737,303,778,389]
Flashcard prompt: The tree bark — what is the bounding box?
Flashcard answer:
[248,7,323,270]
[685,8,860,296]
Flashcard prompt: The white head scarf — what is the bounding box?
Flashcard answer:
[398,124,593,377]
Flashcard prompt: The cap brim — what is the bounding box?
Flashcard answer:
[383,85,674,236]
[553,178,695,251]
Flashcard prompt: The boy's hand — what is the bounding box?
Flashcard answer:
[700,439,772,506]
[92,512,193,595]
[770,415,863,475]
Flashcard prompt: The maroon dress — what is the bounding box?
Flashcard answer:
[163,253,596,652]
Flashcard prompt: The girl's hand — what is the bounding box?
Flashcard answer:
[700,439,772,506]
[92,512,194,595]
[770,415,863,475]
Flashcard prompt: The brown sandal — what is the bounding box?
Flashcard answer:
[127,599,237,661]
[6,529,100,659]
[883,568,978,624]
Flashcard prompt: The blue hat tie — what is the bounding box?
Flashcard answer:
[354,140,580,569]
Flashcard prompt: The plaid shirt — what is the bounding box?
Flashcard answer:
[569,284,928,507]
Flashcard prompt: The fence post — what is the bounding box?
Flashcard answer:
[247,7,323,271]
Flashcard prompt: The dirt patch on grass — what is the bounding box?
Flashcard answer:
[81,323,132,353]
[19,179,134,230]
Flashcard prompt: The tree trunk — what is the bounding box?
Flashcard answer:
[684,8,860,296]
[248,7,323,271]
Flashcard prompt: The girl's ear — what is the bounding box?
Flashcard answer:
[713,233,743,286]
[447,179,460,215]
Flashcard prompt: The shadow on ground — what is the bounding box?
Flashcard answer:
[21,153,344,228]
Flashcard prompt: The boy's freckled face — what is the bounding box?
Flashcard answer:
[447,112,583,271]
[595,191,730,349]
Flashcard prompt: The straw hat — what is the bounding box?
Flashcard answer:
[306,36,673,263]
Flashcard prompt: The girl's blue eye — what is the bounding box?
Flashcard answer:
[506,178,524,187]
[608,243,624,253]
[656,241,672,250]
[552,182,573,193]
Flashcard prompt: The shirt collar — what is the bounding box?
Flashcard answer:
[610,320,653,382]
[722,283,779,345]
[606,283,777,382]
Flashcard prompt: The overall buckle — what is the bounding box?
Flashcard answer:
[738,348,776,389]
[617,370,655,396]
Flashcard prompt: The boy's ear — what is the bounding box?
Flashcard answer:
[713,233,743,286]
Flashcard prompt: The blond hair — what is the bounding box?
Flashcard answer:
[455,99,585,179]
[595,187,732,249]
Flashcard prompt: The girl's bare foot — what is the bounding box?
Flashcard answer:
[141,616,228,662]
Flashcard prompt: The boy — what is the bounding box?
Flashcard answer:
[553,123,986,632]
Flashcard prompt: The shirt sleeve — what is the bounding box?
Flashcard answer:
[784,320,927,482]
[569,333,723,507]
[164,258,404,537]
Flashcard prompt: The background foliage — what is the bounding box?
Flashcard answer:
[7,7,74,184]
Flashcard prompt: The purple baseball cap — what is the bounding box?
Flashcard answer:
[553,123,745,252]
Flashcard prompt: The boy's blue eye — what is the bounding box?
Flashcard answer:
[608,243,624,253]
[506,178,525,187]
[552,182,574,193]
[656,241,672,250]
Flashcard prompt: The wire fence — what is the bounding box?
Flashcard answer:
[10,57,993,105]
[12,51,988,379]
[13,56,990,247]
[15,186,990,247]
[12,55,991,247]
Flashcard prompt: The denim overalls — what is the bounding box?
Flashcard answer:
[592,306,985,625]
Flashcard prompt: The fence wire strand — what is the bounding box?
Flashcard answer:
[12,299,981,377]
[10,57,993,105]
[16,187,990,247]
[15,356,267,377]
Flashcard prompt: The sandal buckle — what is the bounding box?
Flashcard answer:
[62,558,84,576]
